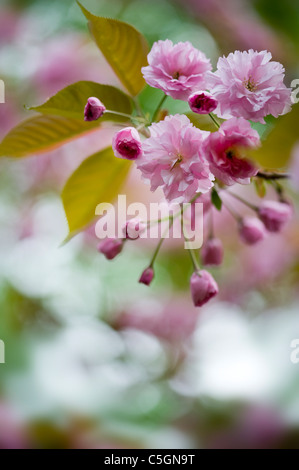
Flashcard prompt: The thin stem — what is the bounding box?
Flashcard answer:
[106,109,143,121]
[256,171,290,180]
[132,97,143,117]
[187,247,200,271]
[226,190,258,211]
[149,217,174,267]
[221,200,242,223]
[152,94,167,122]
[209,113,220,129]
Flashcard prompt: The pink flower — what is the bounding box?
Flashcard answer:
[258,200,292,232]
[142,40,212,101]
[139,267,154,286]
[188,91,218,114]
[204,117,260,185]
[190,270,218,307]
[137,114,214,203]
[112,127,143,160]
[239,217,266,244]
[122,218,147,240]
[84,97,106,121]
[98,238,123,260]
[201,238,224,266]
[207,49,292,123]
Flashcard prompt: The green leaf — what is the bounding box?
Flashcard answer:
[28,81,133,122]
[249,104,299,170]
[78,2,149,96]
[0,115,99,158]
[62,146,131,238]
[211,188,222,211]
[186,112,224,132]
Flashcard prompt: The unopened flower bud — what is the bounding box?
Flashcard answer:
[98,238,122,260]
[139,267,154,286]
[239,217,266,245]
[84,97,106,121]
[201,238,223,266]
[112,127,143,160]
[258,200,292,232]
[188,91,218,114]
[122,218,147,240]
[190,270,218,307]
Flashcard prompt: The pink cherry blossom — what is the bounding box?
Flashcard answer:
[204,117,260,185]
[201,238,224,266]
[137,114,214,203]
[188,91,218,114]
[142,40,212,101]
[98,238,123,260]
[239,217,266,245]
[112,127,143,160]
[190,270,218,307]
[139,267,154,286]
[84,97,106,121]
[122,217,147,240]
[207,49,292,123]
[258,200,292,232]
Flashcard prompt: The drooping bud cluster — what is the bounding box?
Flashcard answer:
[92,37,293,308]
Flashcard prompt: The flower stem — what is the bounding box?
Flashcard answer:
[187,247,200,271]
[256,171,290,180]
[152,94,168,122]
[149,216,174,267]
[209,113,220,129]
[226,190,258,211]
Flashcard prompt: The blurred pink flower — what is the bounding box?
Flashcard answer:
[205,118,259,185]
[142,40,212,100]
[98,238,123,260]
[258,200,293,232]
[207,50,292,123]
[190,270,218,307]
[112,127,143,160]
[201,238,224,266]
[137,114,214,203]
[122,217,147,240]
[239,217,266,245]
[188,91,218,114]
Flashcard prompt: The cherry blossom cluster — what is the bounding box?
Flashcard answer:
[84,40,293,308]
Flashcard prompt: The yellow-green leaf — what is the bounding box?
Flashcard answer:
[28,81,133,122]
[78,2,148,96]
[186,112,224,132]
[0,115,99,158]
[62,146,131,238]
[249,104,299,170]
[254,178,266,198]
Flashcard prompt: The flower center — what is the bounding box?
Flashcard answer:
[243,76,257,92]
[172,71,180,80]
[171,155,183,170]
[225,148,235,159]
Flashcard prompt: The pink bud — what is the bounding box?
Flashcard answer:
[84,97,106,121]
[98,238,123,260]
[190,270,218,307]
[139,267,154,286]
[201,238,223,266]
[112,127,143,160]
[122,218,147,240]
[239,217,266,245]
[258,200,292,232]
[188,91,218,114]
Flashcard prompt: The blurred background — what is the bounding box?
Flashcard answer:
[0,0,299,449]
